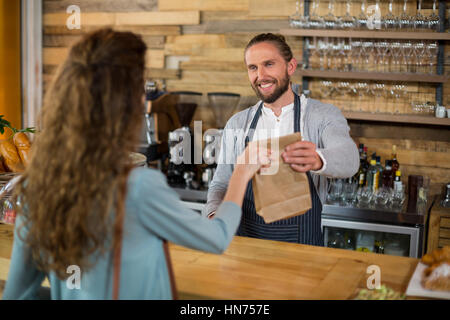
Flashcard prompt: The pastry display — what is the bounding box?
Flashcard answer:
[13,132,31,166]
[421,246,450,292]
[0,140,24,173]
[0,115,35,173]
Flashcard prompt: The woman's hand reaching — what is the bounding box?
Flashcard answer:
[222,142,274,208]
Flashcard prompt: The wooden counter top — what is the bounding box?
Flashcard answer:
[0,223,420,299]
[170,236,419,299]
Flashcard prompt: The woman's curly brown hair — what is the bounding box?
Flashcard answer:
[13,28,147,279]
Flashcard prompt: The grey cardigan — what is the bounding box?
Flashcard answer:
[202,94,359,217]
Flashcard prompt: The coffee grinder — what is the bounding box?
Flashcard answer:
[202,92,241,188]
[167,91,202,189]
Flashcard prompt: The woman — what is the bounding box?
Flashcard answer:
[3,29,269,299]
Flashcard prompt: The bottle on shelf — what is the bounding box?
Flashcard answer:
[382,160,394,188]
[344,231,355,250]
[355,145,368,187]
[366,159,380,192]
[394,170,402,192]
[441,183,450,208]
[374,235,385,254]
[375,156,384,177]
[391,145,400,175]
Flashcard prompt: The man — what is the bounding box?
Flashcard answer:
[202,33,359,246]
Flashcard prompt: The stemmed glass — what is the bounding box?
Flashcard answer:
[414,41,426,74]
[356,82,369,111]
[309,0,325,29]
[324,0,341,29]
[413,0,427,30]
[380,41,390,73]
[401,41,414,73]
[374,41,389,73]
[389,41,402,73]
[350,40,362,71]
[317,38,330,70]
[383,0,398,30]
[331,38,344,70]
[341,0,356,29]
[342,39,352,71]
[427,0,440,31]
[319,80,335,99]
[398,0,412,30]
[392,83,406,114]
[425,41,438,74]
[289,1,302,28]
[362,41,374,71]
[357,0,368,30]
[289,1,309,29]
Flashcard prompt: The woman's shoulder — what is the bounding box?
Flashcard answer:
[128,166,166,188]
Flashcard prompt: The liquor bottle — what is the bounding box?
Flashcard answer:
[391,145,400,174]
[441,183,450,208]
[366,159,379,192]
[356,162,366,187]
[362,146,369,171]
[376,156,384,177]
[358,143,364,156]
[394,170,402,192]
[382,160,394,188]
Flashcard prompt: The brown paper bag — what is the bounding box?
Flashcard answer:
[252,132,312,223]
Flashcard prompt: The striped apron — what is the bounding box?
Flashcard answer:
[237,93,324,246]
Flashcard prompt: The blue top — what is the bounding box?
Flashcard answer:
[2,167,242,299]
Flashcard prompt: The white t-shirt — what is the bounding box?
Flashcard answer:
[251,95,326,174]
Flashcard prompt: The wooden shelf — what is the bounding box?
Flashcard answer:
[296,69,449,83]
[342,111,450,126]
[280,28,450,40]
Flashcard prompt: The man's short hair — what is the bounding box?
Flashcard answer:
[245,33,293,63]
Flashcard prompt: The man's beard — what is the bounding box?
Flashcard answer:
[252,72,290,104]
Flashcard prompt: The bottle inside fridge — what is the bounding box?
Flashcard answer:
[324,226,411,257]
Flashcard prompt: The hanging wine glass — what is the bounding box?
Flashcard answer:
[413,0,427,30]
[342,38,352,71]
[356,82,369,111]
[401,40,414,73]
[317,38,329,70]
[350,40,362,71]
[362,40,375,71]
[425,41,438,74]
[356,0,368,30]
[289,1,301,28]
[398,0,412,30]
[427,0,440,32]
[383,0,398,30]
[319,80,335,99]
[323,0,341,29]
[341,0,356,29]
[309,0,325,29]
[289,1,309,29]
[414,41,426,74]
[389,40,402,73]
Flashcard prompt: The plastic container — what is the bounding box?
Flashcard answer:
[356,231,375,253]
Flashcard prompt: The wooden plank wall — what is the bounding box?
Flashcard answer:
[42,0,449,195]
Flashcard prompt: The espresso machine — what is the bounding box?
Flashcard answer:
[140,81,181,169]
[202,92,241,188]
[166,91,202,189]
